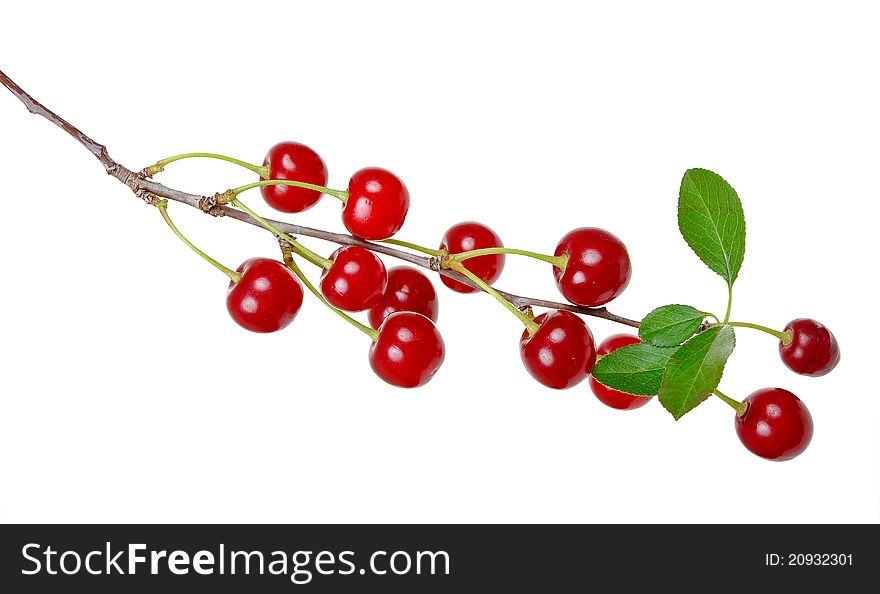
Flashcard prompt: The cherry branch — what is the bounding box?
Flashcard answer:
[0,68,640,328]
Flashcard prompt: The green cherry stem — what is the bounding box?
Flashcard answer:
[156,200,241,283]
[146,153,268,177]
[448,261,541,335]
[379,238,442,256]
[454,247,568,269]
[727,321,793,345]
[283,252,380,342]
[231,180,349,202]
[229,197,333,270]
[714,389,748,417]
[723,284,733,323]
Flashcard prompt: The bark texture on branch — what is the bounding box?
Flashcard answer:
[0,68,640,328]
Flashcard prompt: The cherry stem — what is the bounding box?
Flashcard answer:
[379,238,441,256]
[714,389,748,417]
[145,153,267,177]
[231,179,349,202]
[155,200,241,283]
[454,247,568,269]
[723,284,733,323]
[229,197,334,270]
[283,251,380,342]
[727,321,792,345]
[449,261,541,335]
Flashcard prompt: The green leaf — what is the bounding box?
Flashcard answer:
[678,168,746,288]
[639,304,707,347]
[591,343,678,396]
[658,325,736,420]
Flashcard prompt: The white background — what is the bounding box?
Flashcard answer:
[1,1,877,523]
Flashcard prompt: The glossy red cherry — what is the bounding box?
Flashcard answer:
[369,312,445,388]
[343,167,410,240]
[439,221,505,293]
[735,388,813,461]
[779,318,840,377]
[368,266,439,329]
[319,246,388,312]
[520,310,596,389]
[227,258,304,333]
[553,227,631,307]
[589,334,652,410]
[260,141,329,213]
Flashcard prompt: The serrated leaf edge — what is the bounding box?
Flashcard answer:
[659,326,736,421]
[591,344,677,397]
[678,168,746,288]
[638,303,707,347]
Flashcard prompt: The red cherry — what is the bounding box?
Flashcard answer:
[368,266,439,329]
[319,246,388,312]
[735,388,813,461]
[226,258,304,333]
[519,310,596,389]
[589,334,652,410]
[553,227,632,307]
[343,167,410,240]
[779,318,840,377]
[369,312,445,388]
[439,221,505,293]
[260,142,328,213]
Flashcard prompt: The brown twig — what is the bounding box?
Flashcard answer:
[0,67,640,328]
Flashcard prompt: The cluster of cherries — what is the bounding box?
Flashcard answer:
[593,319,839,462]
[225,142,442,388]
[192,141,839,462]
[220,141,634,391]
